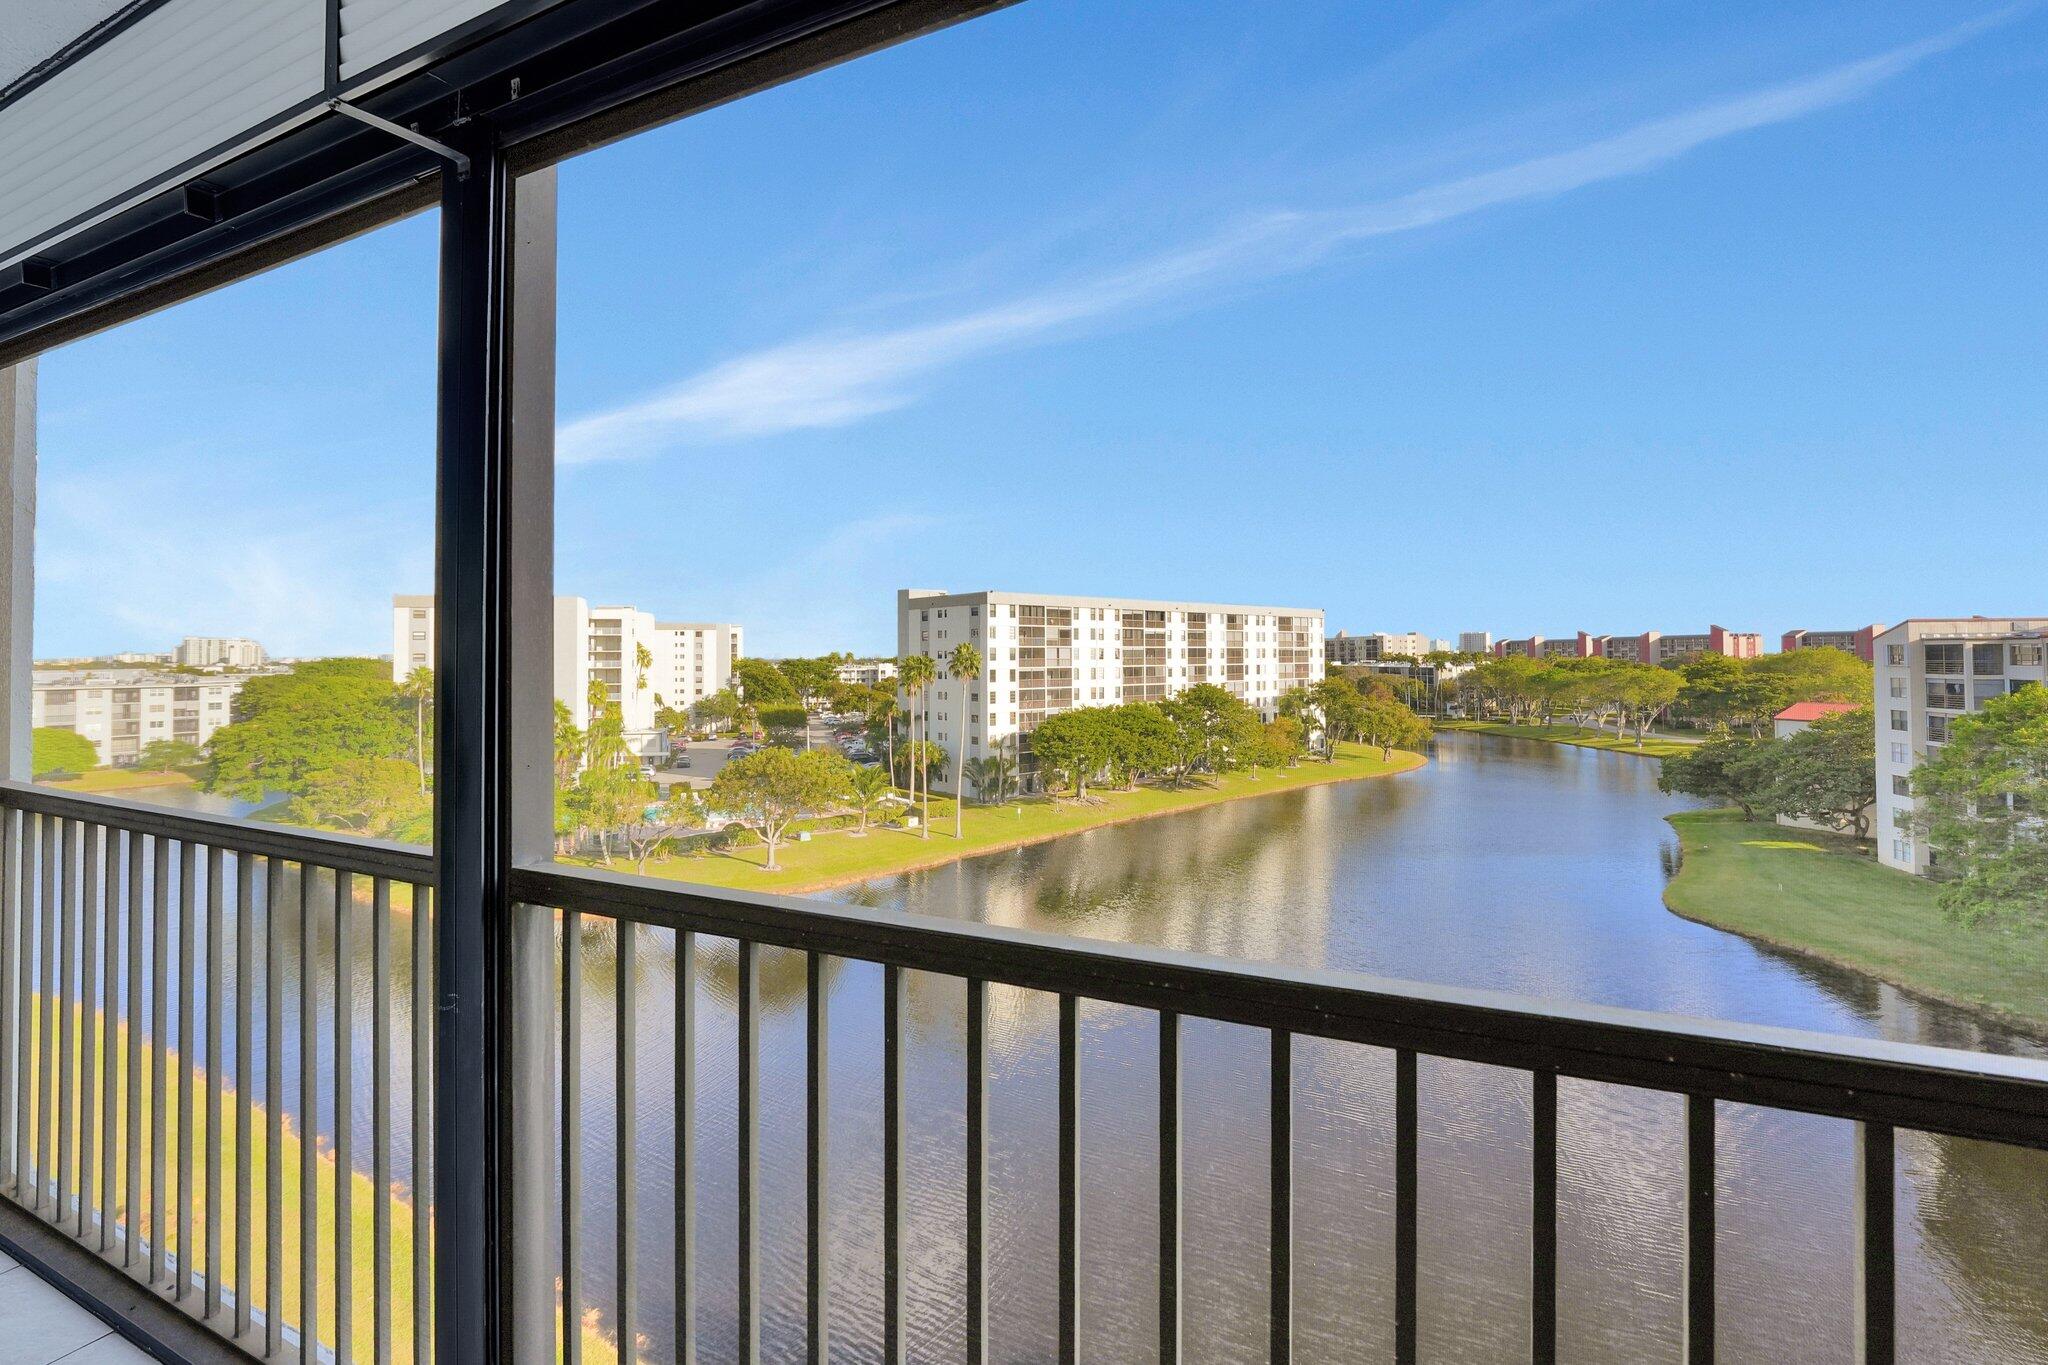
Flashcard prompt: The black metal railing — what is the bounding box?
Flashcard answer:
[0,781,435,1362]
[511,861,2048,1365]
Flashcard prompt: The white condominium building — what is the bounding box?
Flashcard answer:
[32,668,252,767]
[393,595,743,759]
[835,659,898,688]
[175,635,267,668]
[1327,630,1436,665]
[898,588,1324,793]
[1873,617,2048,875]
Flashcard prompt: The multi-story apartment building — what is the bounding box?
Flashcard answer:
[834,659,898,688]
[898,588,1323,793]
[31,668,252,767]
[1493,626,1763,663]
[174,635,267,668]
[1326,630,1434,665]
[1781,626,1884,664]
[1873,617,2048,875]
[394,595,743,760]
[1457,631,1493,655]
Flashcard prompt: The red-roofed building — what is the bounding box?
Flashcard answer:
[1773,701,1859,731]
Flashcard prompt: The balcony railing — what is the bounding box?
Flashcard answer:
[4,783,2048,1362]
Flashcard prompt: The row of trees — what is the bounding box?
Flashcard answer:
[1657,707,1876,836]
[1454,647,1871,741]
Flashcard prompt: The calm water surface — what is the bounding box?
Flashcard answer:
[557,732,2046,1363]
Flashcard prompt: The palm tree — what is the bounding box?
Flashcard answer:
[399,666,434,794]
[983,740,1019,803]
[843,763,892,835]
[898,654,936,838]
[947,641,983,838]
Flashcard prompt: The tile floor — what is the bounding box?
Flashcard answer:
[0,1245,149,1365]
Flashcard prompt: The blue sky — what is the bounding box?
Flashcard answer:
[35,0,2048,659]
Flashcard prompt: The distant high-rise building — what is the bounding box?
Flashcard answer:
[1458,631,1493,655]
[1782,625,1884,664]
[175,636,266,668]
[32,668,254,767]
[902,588,1323,794]
[1494,626,1762,662]
[1326,630,1432,664]
[394,595,743,760]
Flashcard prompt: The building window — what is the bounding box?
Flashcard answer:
[1886,644,1905,665]
[1925,680,1964,710]
[2012,643,2046,667]
[1890,709,1907,731]
[1888,677,1905,699]
[1926,714,1951,742]
[1890,742,1909,764]
[1924,643,1963,675]
[1892,838,1911,862]
[1892,774,1910,796]
[1971,643,2005,676]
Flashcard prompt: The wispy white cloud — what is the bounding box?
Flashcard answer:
[558,13,2005,467]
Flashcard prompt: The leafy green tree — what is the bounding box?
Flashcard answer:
[732,657,796,704]
[1101,703,1176,788]
[1910,686,2048,930]
[947,642,984,837]
[756,703,809,746]
[708,748,851,871]
[204,659,411,800]
[623,785,706,875]
[574,679,647,865]
[398,665,434,793]
[134,738,203,772]
[1749,648,1871,716]
[1158,684,1256,782]
[1674,655,1778,735]
[1357,695,1432,759]
[1613,665,1682,747]
[31,727,98,778]
[1656,731,1778,818]
[1761,706,1875,837]
[863,688,901,779]
[842,762,894,834]
[1028,709,1113,799]
[284,757,429,838]
[1257,717,1307,771]
[691,688,745,734]
[776,657,838,713]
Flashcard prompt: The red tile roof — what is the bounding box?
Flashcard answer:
[1774,701,1859,723]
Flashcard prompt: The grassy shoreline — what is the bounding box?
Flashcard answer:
[1662,809,2048,1037]
[1440,719,1695,760]
[605,742,1427,895]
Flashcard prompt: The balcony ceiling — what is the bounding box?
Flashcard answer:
[0,0,127,91]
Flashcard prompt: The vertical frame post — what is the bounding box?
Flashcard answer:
[0,361,33,785]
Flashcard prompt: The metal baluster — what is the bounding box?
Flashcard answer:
[12,811,32,1203]
[673,930,696,1365]
[124,832,143,1272]
[1270,1030,1292,1365]
[1057,993,1079,1365]
[1683,1094,1715,1363]
[56,820,76,1227]
[411,885,431,1365]
[151,835,169,1286]
[372,879,392,1365]
[882,962,905,1365]
[178,839,197,1298]
[79,823,101,1246]
[0,807,18,1195]
[805,952,827,1365]
[236,853,255,1341]
[562,910,582,1365]
[615,921,636,1365]
[206,846,224,1320]
[302,866,319,1363]
[966,979,989,1365]
[98,829,120,1253]
[1531,1070,1558,1365]
[40,815,57,1217]
[1157,1010,1180,1365]
[1854,1122,1895,1365]
[1394,1048,1417,1365]
[335,872,354,1365]
[266,859,285,1358]
[736,941,759,1365]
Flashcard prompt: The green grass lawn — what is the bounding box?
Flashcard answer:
[1664,809,2048,1035]
[47,769,199,793]
[1440,720,1696,760]
[608,742,1427,894]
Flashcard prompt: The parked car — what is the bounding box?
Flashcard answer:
[673,751,693,769]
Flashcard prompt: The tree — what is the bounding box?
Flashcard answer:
[284,757,429,838]
[691,689,744,734]
[1656,731,1778,819]
[776,657,838,716]
[1101,703,1176,788]
[1028,708,1113,799]
[843,762,893,834]
[1749,648,1871,716]
[398,665,434,793]
[898,654,937,838]
[864,688,901,780]
[1910,686,2048,930]
[623,785,706,875]
[31,727,98,778]
[573,679,647,865]
[1674,655,1777,735]
[756,703,809,746]
[204,659,412,800]
[947,641,984,836]
[1761,706,1876,836]
[134,738,203,772]
[1158,684,1255,783]
[1256,717,1307,771]
[707,748,850,871]
[1356,696,1431,759]
[1612,666,1681,747]
[732,657,796,704]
